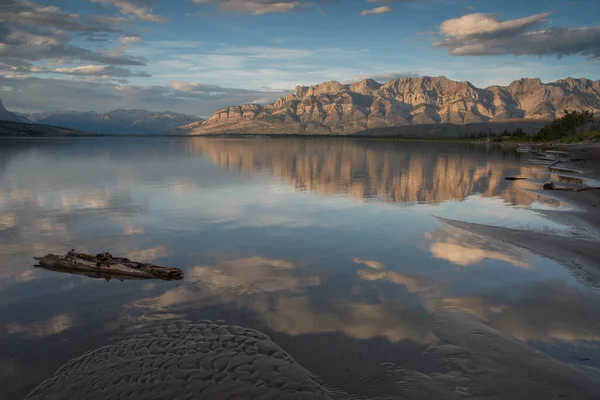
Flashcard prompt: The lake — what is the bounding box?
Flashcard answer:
[1,137,599,399]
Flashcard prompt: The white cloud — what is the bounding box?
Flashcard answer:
[353,257,386,270]
[360,6,393,15]
[90,0,168,23]
[0,40,147,68]
[191,0,312,14]
[49,65,151,78]
[5,314,75,339]
[435,12,600,60]
[169,80,222,92]
[0,0,147,71]
[120,35,142,44]
[0,0,118,33]
[425,226,530,269]
[439,12,550,40]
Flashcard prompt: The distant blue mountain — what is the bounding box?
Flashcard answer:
[26,109,204,135]
[0,99,32,124]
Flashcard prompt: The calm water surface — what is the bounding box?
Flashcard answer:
[1,138,599,399]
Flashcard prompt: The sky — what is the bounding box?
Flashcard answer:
[1,0,599,116]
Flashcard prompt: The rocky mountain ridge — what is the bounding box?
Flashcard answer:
[182,76,600,135]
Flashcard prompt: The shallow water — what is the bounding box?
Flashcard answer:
[1,137,599,399]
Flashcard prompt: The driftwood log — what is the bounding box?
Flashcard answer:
[34,251,184,281]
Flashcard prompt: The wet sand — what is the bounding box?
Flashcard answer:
[399,147,600,400]
[26,312,600,400]
[440,142,600,288]
[535,141,600,236]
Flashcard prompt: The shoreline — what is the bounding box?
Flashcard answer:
[2,133,594,147]
[440,140,600,287]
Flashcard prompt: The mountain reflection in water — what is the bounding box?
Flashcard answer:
[185,138,559,206]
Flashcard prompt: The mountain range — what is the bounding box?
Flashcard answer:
[0,99,32,124]
[25,109,203,135]
[1,100,203,136]
[2,76,599,137]
[181,76,600,135]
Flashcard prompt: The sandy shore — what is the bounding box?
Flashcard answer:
[422,142,600,399]
[440,141,600,288]
[553,141,600,235]
[27,310,600,400]
[557,141,600,174]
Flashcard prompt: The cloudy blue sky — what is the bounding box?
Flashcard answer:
[1,0,599,116]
